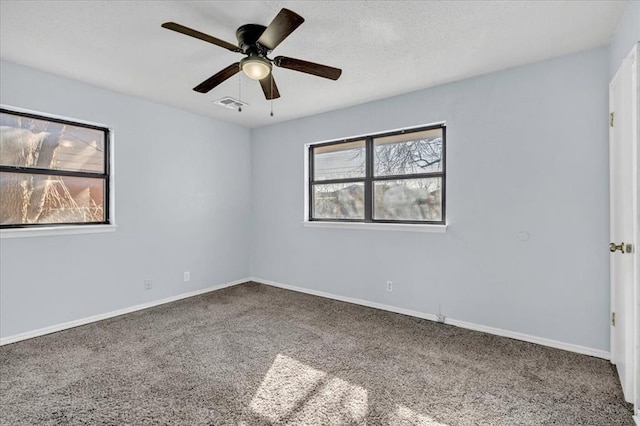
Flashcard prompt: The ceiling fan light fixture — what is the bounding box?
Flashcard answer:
[241,55,272,80]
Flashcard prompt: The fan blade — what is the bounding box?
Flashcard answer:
[259,74,281,100]
[257,8,304,51]
[274,56,342,80]
[193,63,240,93]
[162,22,241,53]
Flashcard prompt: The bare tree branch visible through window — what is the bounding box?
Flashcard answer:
[0,109,109,227]
[310,125,445,223]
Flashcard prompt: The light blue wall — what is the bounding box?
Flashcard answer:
[0,60,252,338]
[609,0,640,77]
[250,47,610,351]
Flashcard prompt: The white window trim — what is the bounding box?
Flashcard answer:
[303,121,447,233]
[302,220,447,233]
[1,224,118,239]
[0,104,116,238]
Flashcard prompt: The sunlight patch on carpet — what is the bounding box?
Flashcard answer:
[391,404,450,425]
[250,354,368,423]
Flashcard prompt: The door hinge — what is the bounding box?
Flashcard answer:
[610,112,614,127]
[611,312,616,326]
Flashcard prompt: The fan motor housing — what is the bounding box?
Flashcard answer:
[236,24,268,54]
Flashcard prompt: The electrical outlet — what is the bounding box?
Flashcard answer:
[183,271,190,282]
[386,281,393,292]
[144,279,152,290]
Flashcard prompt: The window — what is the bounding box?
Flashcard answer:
[0,107,110,228]
[308,124,445,225]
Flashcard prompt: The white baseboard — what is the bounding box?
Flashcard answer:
[250,277,440,322]
[445,318,610,360]
[2,276,612,361]
[0,278,249,346]
[250,277,611,360]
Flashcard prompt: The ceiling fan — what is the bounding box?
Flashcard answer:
[162,8,342,100]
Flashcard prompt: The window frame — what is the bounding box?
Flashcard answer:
[0,106,111,230]
[307,123,446,225]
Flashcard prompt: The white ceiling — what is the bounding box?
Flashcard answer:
[0,1,627,128]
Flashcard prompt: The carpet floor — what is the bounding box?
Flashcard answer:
[0,282,633,425]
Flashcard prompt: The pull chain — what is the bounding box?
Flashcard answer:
[270,75,274,117]
[238,66,242,112]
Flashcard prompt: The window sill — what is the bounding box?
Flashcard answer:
[302,221,447,233]
[1,224,118,239]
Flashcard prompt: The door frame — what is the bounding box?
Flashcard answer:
[632,42,640,422]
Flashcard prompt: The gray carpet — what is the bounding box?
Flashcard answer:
[0,282,633,425]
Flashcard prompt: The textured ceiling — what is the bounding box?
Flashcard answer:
[0,1,627,128]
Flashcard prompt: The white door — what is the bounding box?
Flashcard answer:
[609,43,639,406]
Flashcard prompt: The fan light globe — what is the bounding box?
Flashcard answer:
[241,56,272,80]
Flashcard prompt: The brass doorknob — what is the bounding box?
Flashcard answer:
[610,242,625,253]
